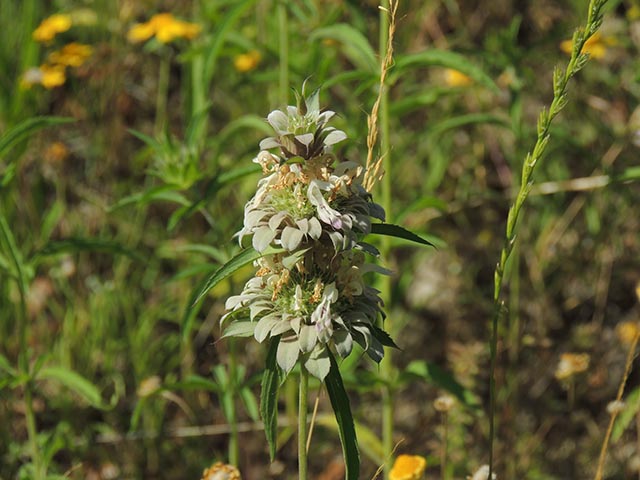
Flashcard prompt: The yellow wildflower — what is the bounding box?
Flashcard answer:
[234,50,261,73]
[48,43,93,67]
[20,65,66,90]
[616,321,640,346]
[128,13,201,44]
[43,142,70,164]
[444,68,473,87]
[201,462,241,480]
[560,32,616,60]
[554,352,590,381]
[33,14,72,43]
[389,454,427,480]
[627,6,640,21]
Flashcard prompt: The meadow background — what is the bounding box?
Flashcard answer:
[1,0,640,479]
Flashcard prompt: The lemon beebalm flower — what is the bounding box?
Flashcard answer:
[33,14,72,42]
[389,454,427,480]
[560,32,616,60]
[48,43,93,67]
[234,50,261,73]
[128,13,201,44]
[20,64,66,90]
[444,68,473,87]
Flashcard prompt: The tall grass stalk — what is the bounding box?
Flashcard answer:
[594,331,640,480]
[365,1,399,477]
[488,0,608,475]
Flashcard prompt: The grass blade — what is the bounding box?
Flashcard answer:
[0,116,74,159]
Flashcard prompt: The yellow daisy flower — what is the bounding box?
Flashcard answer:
[444,68,473,87]
[389,454,427,480]
[127,13,201,44]
[33,14,72,43]
[48,43,93,67]
[234,50,261,73]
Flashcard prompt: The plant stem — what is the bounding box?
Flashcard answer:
[377,1,395,477]
[155,53,171,136]
[298,365,309,480]
[228,338,239,465]
[488,0,608,476]
[277,2,288,107]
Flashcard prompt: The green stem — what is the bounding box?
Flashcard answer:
[228,339,239,465]
[277,2,289,106]
[488,0,608,475]
[155,54,171,136]
[377,2,395,478]
[298,365,309,480]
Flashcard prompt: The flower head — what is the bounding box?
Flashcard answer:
[234,50,261,73]
[259,86,347,159]
[389,454,427,480]
[48,42,93,67]
[201,462,241,480]
[128,13,201,44]
[20,64,66,90]
[222,86,394,381]
[444,68,473,87]
[33,14,72,42]
[554,352,590,381]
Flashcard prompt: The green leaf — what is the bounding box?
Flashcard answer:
[36,366,111,409]
[260,337,282,461]
[427,113,509,137]
[240,385,260,421]
[325,352,359,480]
[0,116,74,159]
[0,214,29,293]
[399,360,479,408]
[310,24,377,73]
[393,50,499,92]
[370,223,434,247]
[108,185,189,211]
[612,387,640,442]
[181,263,219,343]
[170,374,221,393]
[193,247,283,306]
[32,238,145,263]
[0,353,17,377]
[370,325,399,349]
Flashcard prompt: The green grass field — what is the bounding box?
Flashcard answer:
[1,1,640,479]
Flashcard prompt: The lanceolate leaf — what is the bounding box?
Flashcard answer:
[612,386,640,442]
[310,24,377,73]
[392,50,499,93]
[36,366,112,410]
[260,337,282,461]
[193,247,283,305]
[370,223,434,247]
[32,238,145,262]
[370,324,399,349]
[0,116,74,159]
[400,360,479,408]
[325,352,359,480]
